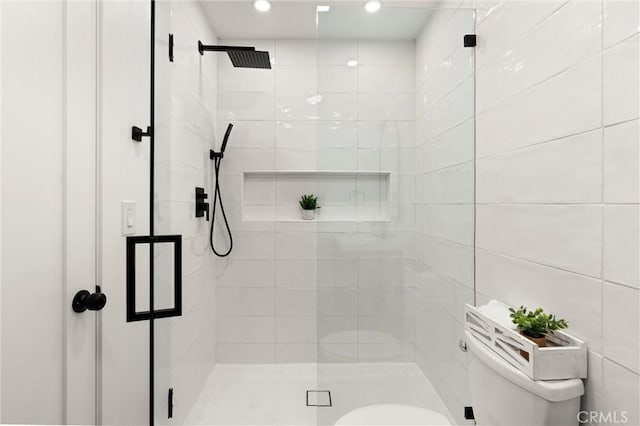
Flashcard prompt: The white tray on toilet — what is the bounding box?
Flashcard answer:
[464,303,587,381]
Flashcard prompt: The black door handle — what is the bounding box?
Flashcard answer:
[72,285,107,313]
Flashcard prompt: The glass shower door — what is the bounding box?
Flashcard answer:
[315,6,476,425]
[152,1,218,424]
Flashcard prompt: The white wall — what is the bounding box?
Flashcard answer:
[414,6,476,425]
[474,0,639,423]
[1,1,66,423]
[99,1,219,424]
[215,39,417,363]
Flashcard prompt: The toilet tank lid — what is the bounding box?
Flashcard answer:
[465,331,584,402]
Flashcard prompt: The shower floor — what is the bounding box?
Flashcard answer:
[184,362,454,425]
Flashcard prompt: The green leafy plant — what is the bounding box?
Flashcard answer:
[299,194,320,211]
[509,306,568,338]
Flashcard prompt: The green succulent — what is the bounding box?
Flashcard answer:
[509,306,568,338]
[299,194,320,210]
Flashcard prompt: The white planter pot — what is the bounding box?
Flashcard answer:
[301,209,316,220]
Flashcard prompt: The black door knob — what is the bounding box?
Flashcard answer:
[72,286,107,313]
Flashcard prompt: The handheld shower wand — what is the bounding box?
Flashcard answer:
[209,123,234,257]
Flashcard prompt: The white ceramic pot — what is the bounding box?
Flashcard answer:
[301,209,316,220]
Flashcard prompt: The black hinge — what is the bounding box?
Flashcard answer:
[464,34,477,47]
[131,125,152,142]
[464,406,475,420]
[168,388,174,419]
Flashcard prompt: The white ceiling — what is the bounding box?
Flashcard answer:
[199,1,438,40]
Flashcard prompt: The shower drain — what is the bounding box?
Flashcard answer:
[306,390,332,407]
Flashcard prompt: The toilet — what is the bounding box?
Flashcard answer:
[465,330,585,426]
[334,404,451,425]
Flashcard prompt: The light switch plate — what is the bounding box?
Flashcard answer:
[121,201,136,236]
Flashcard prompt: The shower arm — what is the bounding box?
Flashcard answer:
[198,41,255,55]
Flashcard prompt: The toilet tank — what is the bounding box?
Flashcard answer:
[465,331,584,426]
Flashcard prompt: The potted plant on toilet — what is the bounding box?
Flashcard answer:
[299,194,320,220]
[509,306,568,360]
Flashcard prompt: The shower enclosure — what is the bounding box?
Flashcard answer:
[151,2,475,425]
[0,1,474,425]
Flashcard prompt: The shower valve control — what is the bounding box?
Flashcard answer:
[195,187,210,221]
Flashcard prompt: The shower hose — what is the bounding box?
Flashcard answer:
[209,153,233,257]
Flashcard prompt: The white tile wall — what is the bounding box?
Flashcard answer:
[216,38,417,364]
[475,0,640,422]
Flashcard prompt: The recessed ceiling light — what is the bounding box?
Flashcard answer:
[317,5,330,12]
[347,60,358,67]
[253,0,271,12]
[364,0,382,13]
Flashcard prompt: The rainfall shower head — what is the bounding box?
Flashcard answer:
[198,41,272,69]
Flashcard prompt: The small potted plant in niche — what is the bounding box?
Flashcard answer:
[509,306,569,360]
[299,194,320,220]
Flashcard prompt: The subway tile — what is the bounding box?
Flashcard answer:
[317,121,358,149]
[358,93,415,121]
[418,236,474,289]
[218,92,275,121]
[217,316,275,343]
[275,288,317,316]
[318,317,358,344]
[275,66,317,95]
[217,120,275,149]
[604,119,640,203]
[275,40,317,66]
[276,260,318,288]
[318,288,358,316]
[475,1,567,68]
[218,62,275,93]
[318,343,358,363]
[216,259,275,287]
[604,0,640,48]
[423,161,474,204]
[476,204,603,277]
[275,120,317,150]
[420,204,474,245]
[605,34,640,126]
[317,93,358,121]
[276,316,317,343]
[216,343,275,363]
[603,282,640,373]
[602,360,640,426]
[317,41,358,66]
[358,65,415,93]
[358,121,416,148]
[603,206,640,288]
[477,55,601,157]
[358,316,416,344]
[477,130,602,203]
[422,119,474,172]
[275,344,317,363]
[228,232,275,260]
[216,288,275,316]
[359,288,416,317]
[358,260,417,288]
[358,40,415,66]
[276,233,318,260]
[581,351,604,415]
[318,66,357,93]
[477,0,601,111]
[358,343,414,362]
